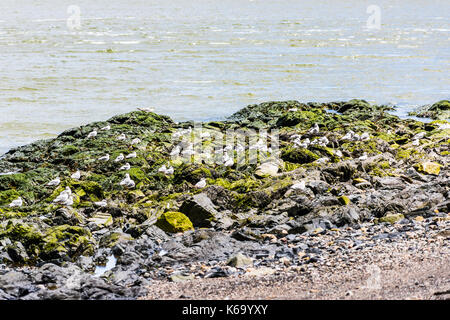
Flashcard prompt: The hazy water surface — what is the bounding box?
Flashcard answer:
[0,0,449,155]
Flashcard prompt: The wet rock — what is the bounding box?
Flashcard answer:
[179,193,219,227]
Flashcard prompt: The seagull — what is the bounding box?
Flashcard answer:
[94,199,107,207]
[119,163,131,171]
[131,138,141,145]
[315,157,330,164]
[71,170,81,180]
[126,151,137,159]
[334,150,343,158]
[98,154,110,161]
[47,177,61,187]
[170,145,181,156]
[288,108,298,112]
[360,132,370,141]
[194,178,207,189]
[87,130,97,139]
[53,187,73,206]
[120,173,135,189]
[116,133,126,141]
[341,131,354,141]
[114,153,124,162]
[223,152,234,167]
[358,153,368,161]
[413,132,426,140]
[308,123,320,135]
[100,125,111,131]
[9,197,23,207]
[158,165,174,175]
[138,107,155,112]
[291,181,306,190]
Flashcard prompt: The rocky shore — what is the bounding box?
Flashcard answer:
[0,99,448,300]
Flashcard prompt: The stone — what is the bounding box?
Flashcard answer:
[226,253,253,268]
[255,162,279,177]
[414,162,441,175]
[155,211,194,233]
[338,195,350,206]
[179,193,219,227]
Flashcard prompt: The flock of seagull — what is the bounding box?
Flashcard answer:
[6,112,376,209]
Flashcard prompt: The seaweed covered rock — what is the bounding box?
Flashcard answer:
[408,100,450,120]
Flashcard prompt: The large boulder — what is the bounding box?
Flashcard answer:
[179,193,220,227]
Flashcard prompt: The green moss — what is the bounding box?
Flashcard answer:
[155,211,194,233]
[61,145,80,156]
[338,195,350,205]
[281,147,320,164]
[0,189,21,206]
[376,214,404,224]
[41,225,94,258]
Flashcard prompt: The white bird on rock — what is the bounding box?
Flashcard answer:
[114,153,124,162]
[360,132,370,141]
[308,123,320,135]
[98,154,110,161]
[87,130,97,139]
[194,178,207,189]
[116,133,126,141]
[9,197,23,207]
[138,107,155,112]
[94,199,107,207]
[131,138,141,145]
[71,170,81,180]
[119,163,131,171]
[358,153,368,161]
[120,174,135,189]
[341,131,354,141]
[47,177,61,187]
[53,187,73,206]
[126,151,137,159]
[291,181,306,191]
[100,125,111,131]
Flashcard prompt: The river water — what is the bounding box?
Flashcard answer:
[0,0,449,155]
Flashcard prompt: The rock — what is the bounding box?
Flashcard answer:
[170,272,195,282]
[338,196,350,206]
[88,213,113,228]
[414,162,441,175]
[155,211,194,233]
[376,214,405,224]
[179,193,219,227]
[7,242,29,263]
[255,162,279,177]
[226,253,253,268]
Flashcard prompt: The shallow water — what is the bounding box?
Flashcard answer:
[0,0,449,155]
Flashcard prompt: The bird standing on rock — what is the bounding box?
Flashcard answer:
[94,199,107,207]
[117,133,126,141]
[114,153,124,162]
[98,154,110,161]
[308,123,320,135]
[53,187,73,206]
[71,170,81,180]
[87,130,97,139]
[120,174,135,189]
[9,197,23,207]
[46,177,61,187]
[126,151,137,159]
[100,125,111,131]
[119,163,131,171]
[195,178,207,189]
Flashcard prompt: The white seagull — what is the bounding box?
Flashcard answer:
[308,123,320,135]
[100,125,111,131]
[9,197,23,207]
[119,163,131,171]
[53,187,73,206]
[94,199,107,207]
[116,133,127,141]
[98,154,110,161]
[138,107,155,112]
[131,138,141,145]
[194,178,207,189]
[87,130,97,139]
[114,153,124,162]
[71,170,81,180]
[126,151,137,159]
[47,177,61,187]
[120,173,135,189]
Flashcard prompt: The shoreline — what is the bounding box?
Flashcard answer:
[0,99,448,300]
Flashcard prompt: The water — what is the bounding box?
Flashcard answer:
[93,254,117,277]
[0,0,449,155]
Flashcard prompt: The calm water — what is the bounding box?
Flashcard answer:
[0,0,449,155]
